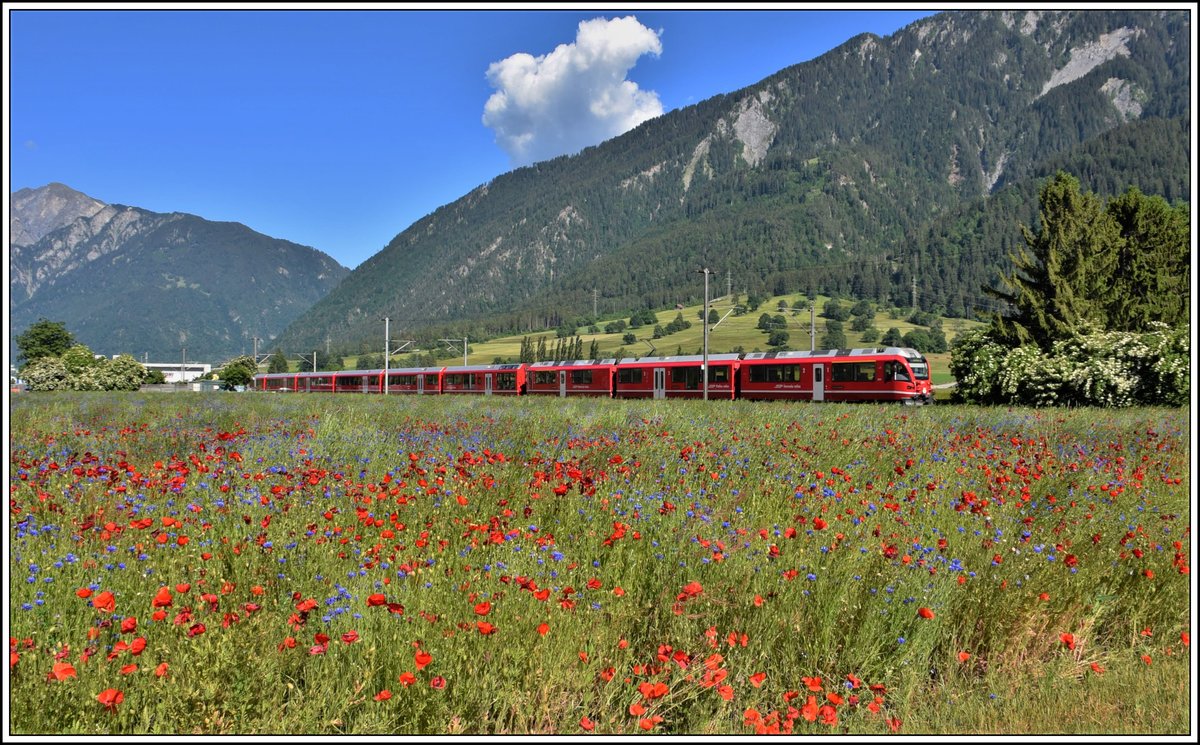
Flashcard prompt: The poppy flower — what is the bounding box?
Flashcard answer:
[1141,654,1152,665]
[341,630,359,644]
[366,593,387,607]
[374,689,392,702]
[187,623,206,638]
[430,676,446,690]
[749,672,767,688]
[97,688,124,711]
[957,651,971,663]
[76,588,93,599]
[414,650,432,670]
[917,607,935,620]
[537,623,549,636]
[477,622,496,635]
[1090,662,1105,675]
[92,591,115,614]
[629,701,646,717]
[130,637,147,656]
[155,662,169,678]
[474,601,491,615]
[120,617,138,634]
[802,676,822,692]
[398,672,416,687]
[638,716,663,730]
[175,583,191,594]
[886,717,902,732]
[1060,633,1076,650]
[717,684,734,701]
[152,587,173,608]
[119,663,138,675]
[49,662,77,681]
[580,716,595,731]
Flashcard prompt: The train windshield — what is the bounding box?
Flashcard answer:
[908,356,930,381]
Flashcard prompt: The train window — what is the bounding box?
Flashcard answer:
[571,370,593,385]
[671,367,702,388]
[707,366,729,383]
[885,362,910,382]
[832,363,876,382]
[496,373,516,390]
[533,371,556,385]
[618,368,643,384]
[423,374,439,387]
[445,373,473,386]
[749,364,800,383]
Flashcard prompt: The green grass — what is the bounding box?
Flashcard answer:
[9,392,1189,735]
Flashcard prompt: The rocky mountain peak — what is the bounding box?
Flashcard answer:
[10,182,107,247]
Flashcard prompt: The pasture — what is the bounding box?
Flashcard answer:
[7,392,1192,735]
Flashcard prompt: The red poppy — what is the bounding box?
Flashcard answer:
[366,593,387,607]
[97,688,124,711]
[474,601,492,615]
[76,588,93,599]
[629,701,646,717]
[639,716,663,730]
[120,617,138,634]
[49,662,77,681]
[398,671,416,687]
[477,621,496,635]
[155,662,169,678]
[580,716,595,731]
[957,651,971,663]
[717,684,734,701]
[415,650,432,670]
[119,663,138,675]
[152,587,173,608]
[430,675,446,689]
[175,583,191,594]
[187,623,206,638]
[1090,662,1105,675]
[341,630,359,644]
[886,717,902,732]
[374,689,392,701]
[130,637,147,656]
[537,622,549,636]
[749,672,767,688]
[917,607,935,620]
[802,676,822,692]
[1060,633,1076,650]
[1141,654,1152,665]
[93,591,115,614]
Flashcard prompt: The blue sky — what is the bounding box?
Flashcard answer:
[8,5,936,270]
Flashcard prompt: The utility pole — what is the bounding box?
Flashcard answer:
[810,301,816,352]
[697,267,711,401]
[439,337,468,367]
[726,270,732,300]
[181,347,187,385]
[593,288,598,318]
[911,276,918,310]
[383,317,390,395]
[252,336,262,365]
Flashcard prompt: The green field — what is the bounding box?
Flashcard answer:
[8,392,1191,735]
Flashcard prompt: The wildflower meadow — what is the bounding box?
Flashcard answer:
[7,392,1192,735]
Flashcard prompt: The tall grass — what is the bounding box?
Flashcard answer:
[8,392,1191,735]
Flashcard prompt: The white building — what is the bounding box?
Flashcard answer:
[142,362,211,383]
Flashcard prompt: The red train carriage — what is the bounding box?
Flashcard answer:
[738,347,931,404]
[440,363,525,396]
[380,367,444,394]
[333,370,381,393]
[525,359,618,397]
[612,354,740,399]
[257,372,299,392]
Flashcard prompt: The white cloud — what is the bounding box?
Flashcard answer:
[483,16,663,167]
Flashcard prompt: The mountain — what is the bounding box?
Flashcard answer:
[10,185,350,362]
[274,8,1190,355]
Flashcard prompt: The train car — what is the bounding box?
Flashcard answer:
[525,359,618,397]
[738,347,931,404]
[379,367,444,395]
[612,354,740,400]
[439,363,526,396]
[333,369,382,394]
[256,371,299,392]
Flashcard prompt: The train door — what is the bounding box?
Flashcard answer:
[813,364,825,401]
[485,374,494,396]
[653,368,666,399]
[417,375,425,395]
[558,371,567,398]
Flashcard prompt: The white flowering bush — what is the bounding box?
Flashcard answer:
[951,324,1189,407]
[22,357,71,391]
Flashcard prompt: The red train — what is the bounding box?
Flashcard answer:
[255,347,933,404]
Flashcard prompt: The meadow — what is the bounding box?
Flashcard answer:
[7,392,1192,735]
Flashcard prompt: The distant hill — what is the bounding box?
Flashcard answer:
[9,184,350,362]
[274,8,1190,354]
